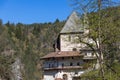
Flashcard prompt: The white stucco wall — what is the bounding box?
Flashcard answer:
[60,34,87,51]
[44,70,85,80]
[60,33,96,52]
[44,71,57,80]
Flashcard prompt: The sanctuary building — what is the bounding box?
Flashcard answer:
[41,12,98,80]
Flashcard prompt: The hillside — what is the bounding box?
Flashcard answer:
[0,19,65,80]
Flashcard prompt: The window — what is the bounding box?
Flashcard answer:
[75,72,78,75]
[77,62,80,66]
[72,57,74,59]
[62,63,64,67]
[49,64,50,68]
[63,74,68,80]
[72,48,77,51]
[70,62,73,66]
[52,57,55,60]
[62,57,64,60]
[52,64,54,67]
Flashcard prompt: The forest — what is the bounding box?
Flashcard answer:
[0,19,65,80]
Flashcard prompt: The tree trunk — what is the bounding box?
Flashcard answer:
[98,0,105,79]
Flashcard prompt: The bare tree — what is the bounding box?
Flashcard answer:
[69,0,120,79]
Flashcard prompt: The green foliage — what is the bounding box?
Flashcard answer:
[81,61,120,80]
[22,44,36,80]
[0,19,65,80]
[89,6,120,61]
[0,55,15,80]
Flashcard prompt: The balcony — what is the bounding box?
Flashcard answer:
[44,66,83,70]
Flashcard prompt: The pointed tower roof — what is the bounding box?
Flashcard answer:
[60,11,84,34]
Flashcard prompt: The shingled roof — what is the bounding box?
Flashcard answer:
[60,12,84,34]
[41,51,84,59]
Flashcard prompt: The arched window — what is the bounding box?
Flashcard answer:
[63,74,68,80]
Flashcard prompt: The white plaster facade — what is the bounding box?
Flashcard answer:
[44,70,84,80]
[60,34,85,51]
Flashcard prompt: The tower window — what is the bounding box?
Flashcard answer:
[68,35,71,41]
[73,48,77,51]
